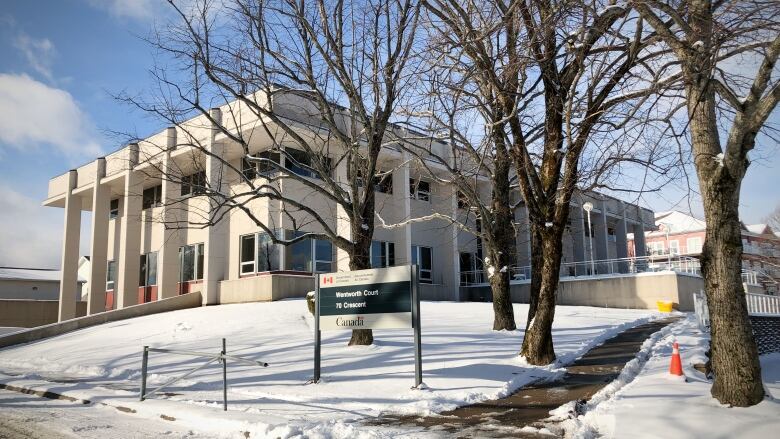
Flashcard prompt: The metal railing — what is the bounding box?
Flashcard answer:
[140,338,268,411]
[459,255,766,287]
[460,255,702,286]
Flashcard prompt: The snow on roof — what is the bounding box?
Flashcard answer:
[743,223,771,235]
[650,210,706,235]
[0,267,85,283]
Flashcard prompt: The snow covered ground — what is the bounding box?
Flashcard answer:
[0,300,659,438]
[550,315,780,439]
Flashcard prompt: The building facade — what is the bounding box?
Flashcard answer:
[632,210,780,294]
[44,91,656,321]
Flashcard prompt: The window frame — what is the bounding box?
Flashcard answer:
[139,252,158,287]
[410,179,431,202]
[109,199,119,219]
[687,237,702,254]
[179,243,205,282]
[181,171,206,196]
[142,185,162,210]
[105,260,116,291]
[240,234,257,275]
[370,240,396,268]
[412,245,433,283]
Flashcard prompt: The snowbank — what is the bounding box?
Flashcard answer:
[0,300,657,438]
[552,315,780,438]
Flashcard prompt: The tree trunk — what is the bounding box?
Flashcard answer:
[526,227,544,328]
[520,224,563,364]
[347,221,374,346]
[486,148,517,331]
[687,72,764,405]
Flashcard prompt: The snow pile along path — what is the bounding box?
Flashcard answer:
[0,300,657,438]
[550,315,780,439]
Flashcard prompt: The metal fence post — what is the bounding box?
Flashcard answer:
[222,338,227,411]
[140,346,148,401]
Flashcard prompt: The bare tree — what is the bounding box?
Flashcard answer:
[122,0,421,346]
[420,0,676,363]
[765,204,780,231]
[631,0,780,406]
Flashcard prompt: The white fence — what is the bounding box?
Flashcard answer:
[746,292,780,315]
[693,291,780,331]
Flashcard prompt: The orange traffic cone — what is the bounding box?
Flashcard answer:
[669,342,684,376]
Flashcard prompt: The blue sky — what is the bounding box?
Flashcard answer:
[0,0,777,268]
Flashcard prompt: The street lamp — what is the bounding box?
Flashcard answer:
[583,201,595,275]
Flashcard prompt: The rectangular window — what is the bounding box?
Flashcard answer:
[410,179,431,201]
[373,174,393,194]
[288,232,313,272]
[412,245,433,283]
[181,171,206,196]
[241,157,257,180]
[457,191,468,209]
[285,149,331,179]
[142,185,162,209]
[139,252,158,286]
[179,243,204,282]
[669,240,680,255]
[109,199,119,219]
[459,252,476,284]
[371,241,395,268]
[648,241,665,255]
[257,151,281,176]
[105,260,116,291]
[240,234,256,275]
[687,237,702,254]
[314,238,333,273]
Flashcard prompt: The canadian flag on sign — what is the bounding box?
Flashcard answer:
[322,276,334,284]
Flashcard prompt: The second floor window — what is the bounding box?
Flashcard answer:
[242,151,281,180]
[181,171,206,196]
[285,148,331,180]
[410,179,430,201]
[687,237,703,254]
[142,185,162,209]
[109,199,119,219]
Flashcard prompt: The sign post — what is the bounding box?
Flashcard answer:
[313,265,422,388]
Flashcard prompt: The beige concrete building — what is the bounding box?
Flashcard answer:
[44,90,657,321]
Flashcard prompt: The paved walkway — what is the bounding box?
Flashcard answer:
[372,317,679,438]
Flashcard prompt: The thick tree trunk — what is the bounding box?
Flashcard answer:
[526,227,544,327]
[347,219,374,346]
[520,224,563,364]
[687,73,764,405]
[486,148,517,331]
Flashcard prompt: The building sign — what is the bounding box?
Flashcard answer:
[313,264,422,387]
[317,265,412,330]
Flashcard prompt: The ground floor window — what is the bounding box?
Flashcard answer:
[106,260,116,290]
[286,230,333,273]
[459,252,482,284]
[139,252,158,286]
[240,233,280,275]
[412,245,432,283]
[179,243,204,282]
[371,240,395,268]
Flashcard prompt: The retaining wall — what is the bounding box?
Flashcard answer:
[0,300,87,328]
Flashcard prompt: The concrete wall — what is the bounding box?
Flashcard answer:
[462,272,705,312]
[0,300,87,328]
[0,292,202,349]
[219,273,314,303]
[0,280,65,300]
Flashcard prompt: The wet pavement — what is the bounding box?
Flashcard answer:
[371,317,679,438]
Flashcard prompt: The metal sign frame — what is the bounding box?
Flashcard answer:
[313,264,422,388]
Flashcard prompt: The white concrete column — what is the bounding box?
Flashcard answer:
[117,144,142,309]
[158,127,180,299]
[616,202,629,273]
[203,108,226,305]
[442,181,461,300]
[87,159,109,315]
[392,156,412,265]
[335,156,351,271]
[570,203,587,276]
[594,199,609,273]
[58,170,81,321]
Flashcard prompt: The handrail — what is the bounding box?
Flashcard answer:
[139,338,269,411]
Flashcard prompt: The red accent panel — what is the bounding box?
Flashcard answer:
[105,291,115,311]
[137,286,158,304]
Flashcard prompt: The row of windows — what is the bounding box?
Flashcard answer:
[105,243,206,291]
[647,237,703,255]
[103,237,436,289]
